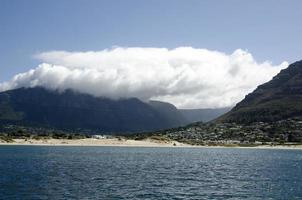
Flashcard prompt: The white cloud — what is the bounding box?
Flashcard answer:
[0,47,288,108]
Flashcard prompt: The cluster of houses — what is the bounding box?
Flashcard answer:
[162,118,302,145]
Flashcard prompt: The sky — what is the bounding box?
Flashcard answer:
[0,0,301,108]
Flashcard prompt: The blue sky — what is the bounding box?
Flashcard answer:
[1,0,301,83]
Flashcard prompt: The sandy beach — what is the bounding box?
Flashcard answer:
[1,138,302,150]
[0,138,191,147]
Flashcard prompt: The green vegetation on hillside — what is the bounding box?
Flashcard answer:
[0,102,23,121]
[0,125,91,143]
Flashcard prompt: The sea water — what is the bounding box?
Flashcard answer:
[0,146,302,199]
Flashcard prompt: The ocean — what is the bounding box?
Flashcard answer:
[0,146,302,199]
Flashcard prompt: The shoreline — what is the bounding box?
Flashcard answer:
[0,138,190,148]
[1,138,302,150]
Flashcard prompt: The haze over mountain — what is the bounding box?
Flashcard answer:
[218,60,302,123]
[180,107,231,123]
[0,87,187,134]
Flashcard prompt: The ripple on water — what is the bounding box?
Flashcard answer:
[0,146,302,199]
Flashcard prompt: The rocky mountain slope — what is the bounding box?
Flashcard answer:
[217,60,302,123]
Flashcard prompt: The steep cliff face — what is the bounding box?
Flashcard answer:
[218,60,302,123]
[0,87,186,133]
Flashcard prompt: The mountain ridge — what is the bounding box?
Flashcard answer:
[0,87,187,134]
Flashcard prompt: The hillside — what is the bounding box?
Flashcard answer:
[148,100,187,126]
[217,60,302,123]
[0,87,186,134]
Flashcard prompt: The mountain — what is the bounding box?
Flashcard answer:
[179,107,231,123]
[217,60,302,123]
[0,87,186,134]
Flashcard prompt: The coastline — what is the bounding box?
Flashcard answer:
[0,138,190,148]
[1,138,302,150]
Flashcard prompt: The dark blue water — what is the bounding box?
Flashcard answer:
[0,146,302,199]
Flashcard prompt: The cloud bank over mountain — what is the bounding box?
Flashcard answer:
[0,47,288,108]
